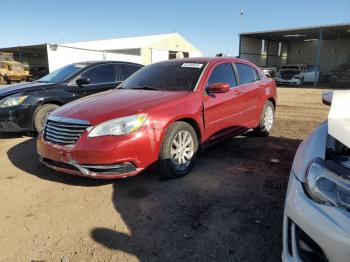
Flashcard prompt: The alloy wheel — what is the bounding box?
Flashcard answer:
[263,106,274,132]
[170,130,194,171]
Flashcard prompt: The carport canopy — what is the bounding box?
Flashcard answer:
[239,23,350,86]
[0,44,49,72]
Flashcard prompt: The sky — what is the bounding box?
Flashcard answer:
[1,0,350,56]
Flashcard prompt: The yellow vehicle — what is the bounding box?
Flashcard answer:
[0,60,30,84]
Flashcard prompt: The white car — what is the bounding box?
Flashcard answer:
[282,91,350,262]
[276,64,319,86]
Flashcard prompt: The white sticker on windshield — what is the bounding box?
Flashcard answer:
[181,63,203,68]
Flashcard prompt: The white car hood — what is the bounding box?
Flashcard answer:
[328,90,350,148]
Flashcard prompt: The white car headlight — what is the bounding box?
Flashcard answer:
[0,95,28,108]
[88,114,148,138]
[305,158,350,209]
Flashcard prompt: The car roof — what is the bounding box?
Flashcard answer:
[153,57,257,67]
[72,60,144,67]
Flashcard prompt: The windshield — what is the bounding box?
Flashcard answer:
[38,63,86,83]
[120,60,207,91]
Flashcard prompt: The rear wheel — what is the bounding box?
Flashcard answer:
[253,101,275,137]
[158,122,198,179]
[33,104,60,133]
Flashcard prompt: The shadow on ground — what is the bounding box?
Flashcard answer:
[89,135,302,262]
[6,134,302,261]
[0,132,32,139]
[7,138,112,187]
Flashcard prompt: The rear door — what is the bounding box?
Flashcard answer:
[202,62,243,139]
[235,62,262,127]
[79,63,119,96]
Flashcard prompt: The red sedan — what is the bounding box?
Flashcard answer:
[37,57,277,179]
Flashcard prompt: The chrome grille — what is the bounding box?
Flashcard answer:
[44,116,90,145]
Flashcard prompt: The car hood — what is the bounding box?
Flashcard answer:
[51,89,190,125]
[0,81,56,98]
[328,90,350,148]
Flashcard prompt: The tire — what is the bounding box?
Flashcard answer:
[253,101,275,137]
[33,104,60,133]
[158,122,199,179]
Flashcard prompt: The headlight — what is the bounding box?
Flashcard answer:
[305,158,350,209]
[0,95,28,108]
[294,74,301,79]
[88,114,148,138]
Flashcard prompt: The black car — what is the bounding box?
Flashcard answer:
[0,61,143,133]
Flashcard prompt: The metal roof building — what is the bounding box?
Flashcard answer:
[0,33,202,73]
[239,23,350,85]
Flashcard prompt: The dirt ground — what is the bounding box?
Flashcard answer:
[0,87,329,262]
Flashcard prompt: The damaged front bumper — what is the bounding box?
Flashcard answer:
[37,130,158,179]
[39,156,140,179]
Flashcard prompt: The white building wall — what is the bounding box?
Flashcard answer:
[46,44,142,72]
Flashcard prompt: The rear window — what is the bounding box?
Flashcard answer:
[121,61,207,91]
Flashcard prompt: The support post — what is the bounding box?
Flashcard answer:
[314,28,323,86]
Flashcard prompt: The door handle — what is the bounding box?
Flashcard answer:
[234,90,241,95]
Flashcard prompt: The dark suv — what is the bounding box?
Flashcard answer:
[0,61,143,132]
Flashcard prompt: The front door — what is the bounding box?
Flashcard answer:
[202,62,243,140]
[79,63,120,97]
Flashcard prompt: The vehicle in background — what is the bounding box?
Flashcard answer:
[29,67,49,81]
[329,63,350,87]
[261,67,278,79]
[276,64,319,86]
[37,57,277,179]
[0,61,143,132]
[0,61,31,84]
[282,91,350,262]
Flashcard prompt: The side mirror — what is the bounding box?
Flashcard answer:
[322,91,333,106]
[207,83,230,94]
[76,77,90,86]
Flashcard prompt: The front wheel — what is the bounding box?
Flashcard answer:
[158,122,198,179]
[253,101,275,137]
[33,104,60,133]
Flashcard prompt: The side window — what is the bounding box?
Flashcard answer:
[120,64,142,80]
[236,63,260,85]
[207,63,237,88]
[81,64,116,84]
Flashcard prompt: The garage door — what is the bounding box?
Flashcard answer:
[151,49,168,63]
